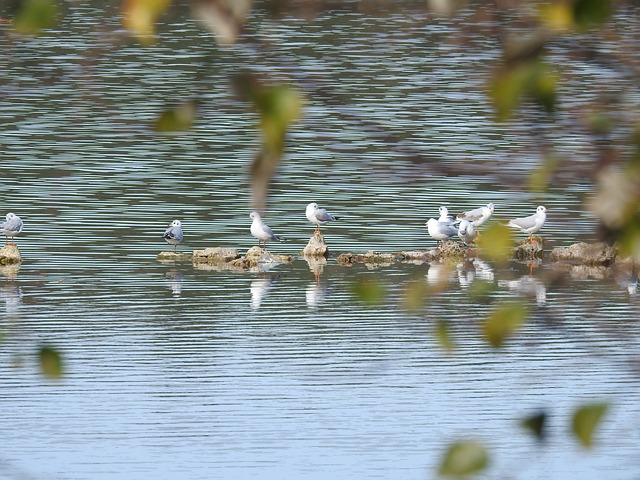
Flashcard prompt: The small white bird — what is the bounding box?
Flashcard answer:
[456,203,494,228]
[250,211,283,249]
[306,202,338,233]
[438,206,455,223]
[426,217,458,247]
[457,219,477,246]
[508,206,548,243]
[1,213,24,246]
[163,219,184,253]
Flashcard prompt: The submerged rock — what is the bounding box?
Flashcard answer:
[513,242,544,261]
[549,242,617,266]
[192,247,240,263]
[0,244,21,265]
[157,251,193,262]
[336,250,397,268]
[229,246,294,270]
[302,232,329,257]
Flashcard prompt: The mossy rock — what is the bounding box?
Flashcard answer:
[192,247,240,263]
[336,250,398,267]
[513,242,544,261]
[0,244,22,265]
[549,242,616,266]
[301,232,329,257]
[157,251,193,262]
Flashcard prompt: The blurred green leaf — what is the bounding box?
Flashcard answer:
[572,402,608,448]
[13,0,57,34]
[233,73,303,210]
[403,278,429,311]
[351,278,386,306]
[476,223,514,263]
[436,318,455,352]
[154,100,199,132]
[483,301,528,348]
[122,0,171,44]
[521,411,547,442]
[573,0,611,30]
[192,0,252,45]
[528,154,560,193]
[38,346,63,379]
[438,440,489,477]
[490,61,557,121]
[468,279,495,303]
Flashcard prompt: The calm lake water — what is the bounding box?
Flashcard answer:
[2,4,640,480]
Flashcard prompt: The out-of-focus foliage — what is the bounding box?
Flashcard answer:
[233,72,303,209]
[38,345,63,379]
[192,0,252,45]
[402,278,430,311]
[438,440,489,477]
[351,277,386,306]
[122,0,172,44]
[476,223,514,264]
[155,99,199,132]
[482,301,528,348]
[521,411,547,442]
[12,0,57,34]
[572,402,609,448]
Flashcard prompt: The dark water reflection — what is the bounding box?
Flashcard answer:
[2,5,640,480]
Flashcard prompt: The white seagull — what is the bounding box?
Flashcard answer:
[507,206,548,243]
[457,219,477,246]
[163,219,184,253]
[306,202,338,233]
[456,203,494,228]
[438,206,455,223]
[250,211,283,249]
[426,217,458,247]
[1,213,24,246]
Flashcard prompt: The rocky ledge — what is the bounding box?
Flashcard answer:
[0,244,22,265]
[229,246,295,270]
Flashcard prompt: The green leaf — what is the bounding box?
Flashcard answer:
[402,278,429,311]
[38,346,63,379]
[476,223,514,263]
[572,402,608,448]
[154,100,199,132]
[490,61,557,121]
[483,301,528,348]
[521,411,547,441]
[122,0,172,44]
[13,0,58,34]
[573,0,612,30]
[438,440,489,477]
[436,319,455,352]
[351,278,386,306]
[192,0,252,45]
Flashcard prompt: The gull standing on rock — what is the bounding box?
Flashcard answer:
[508,206,548,243]
[438,206,455,223]
[163,219,184,253]
[456,203,494,228]
[306,202,338,233]
[250,211,283,249]
[426,217,458,247]
[1,213,23,245]
[457,219,477,246]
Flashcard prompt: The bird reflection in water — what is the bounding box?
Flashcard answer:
[164,269,184,296]
[304,255,328,308]
[250,276,273,310]
[1,283,23,316]
[498,276,547,306]
[457,259,494,288]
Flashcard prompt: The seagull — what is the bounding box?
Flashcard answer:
[306,202,338,233]
[163,219,184,253]
[456,203,494,228]
[438,206,455,223]
[426,217,458,247]
[457,219,477,246]
[508,206,548,243]
[1,213,23,246]
[250,211,283,249]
